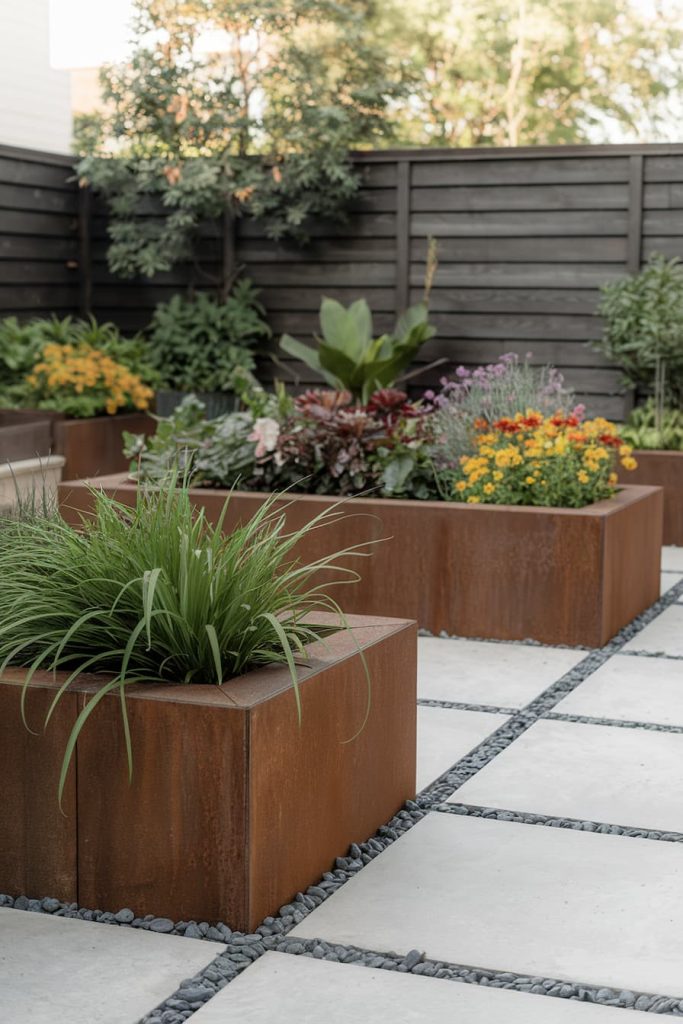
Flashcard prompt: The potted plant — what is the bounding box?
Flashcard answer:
[148,279,271,419]
[0,315,156,480]
[595,254,683,544]
[63,354,662,647]
[0,482,416,929]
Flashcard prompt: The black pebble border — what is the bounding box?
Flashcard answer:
[546,711,683,734]
[3,575,683,1022]
[440,802,683,845]
[417,697,517,715]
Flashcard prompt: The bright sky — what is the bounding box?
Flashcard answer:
[48,0,674,69]
[49,0,136,68]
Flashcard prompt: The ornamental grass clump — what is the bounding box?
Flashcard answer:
[452,410,637,508]
[0,483,371,803]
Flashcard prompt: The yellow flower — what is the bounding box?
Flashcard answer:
[619,444,633,457]
[525,475,535,485]
[483,483,495,495]
[493,470,503,482]
[621,456,637,471]
[466,495,481,504]
[609,472,618,485]
[577,470,589,484]
[455,480,467,493]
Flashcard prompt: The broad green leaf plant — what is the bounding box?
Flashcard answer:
[0,481,372,805]
[280,298,437,403]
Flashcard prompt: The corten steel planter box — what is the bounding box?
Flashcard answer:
[60,476,663,647]
[53,412,155,481]
[0,615,416,931]
[0,411,53,462]
[617,450,683,546]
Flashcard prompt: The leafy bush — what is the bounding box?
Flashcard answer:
[0,315,157,411]
[0,481,371,803]
[148,282,270,393]
[429,353,576,463]
[452,411,636,508]
[595,254,683,405]
[280,298,436,403]
[621,400,683,451]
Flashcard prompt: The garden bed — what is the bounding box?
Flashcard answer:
[617,451,683,546]
[0,614,416,932]
[53,412,154,480]
[59,476,663,647]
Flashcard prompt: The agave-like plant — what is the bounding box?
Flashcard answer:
[280,297,436,404]
[0,481,373,804]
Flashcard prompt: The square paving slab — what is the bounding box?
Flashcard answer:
[554,654,683,726]
[0,908,223,1024]
[660,572,683,595]
[453,717,683,833]
[622,605,683,656]
[418,638,584,708]
[190,951,648,1023]
[417,707,509,792]
[290,812,683,996]
[662,546,683,572]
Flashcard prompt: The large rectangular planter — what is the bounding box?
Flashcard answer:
[53,412,154,480]
[0,615,416,931]
[60,476,663,647]
[0,411,53,462]
[618,450,683,546]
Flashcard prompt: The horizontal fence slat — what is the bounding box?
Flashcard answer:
[412,236,627,263]
[412,262,623,289]
[411,183,629,212]
[411,157,631,188]
[412,210,628,237]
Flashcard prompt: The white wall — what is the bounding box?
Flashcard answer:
[0,0,72,153]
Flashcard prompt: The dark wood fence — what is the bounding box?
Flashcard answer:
[0,144,82,321]
[5,141,683,416]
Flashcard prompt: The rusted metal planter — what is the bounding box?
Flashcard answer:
[53,412,154,481]
[0,411,53,462]
[60,476,663,647]
[617,450,683,546]
[0,410,153,480]
[0,615,416,931]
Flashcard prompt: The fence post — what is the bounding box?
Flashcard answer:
[395,159,411,316]
[221,206,236,300]
[627,154,644,274]
[77,185,92,316]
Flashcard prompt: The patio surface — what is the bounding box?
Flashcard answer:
[2,547,683,1022]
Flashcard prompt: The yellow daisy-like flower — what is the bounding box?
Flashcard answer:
[577,470,589,484]
[483,483,495,495]
[455,480,467,493]
[466,495,481,504]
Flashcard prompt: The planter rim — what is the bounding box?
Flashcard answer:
[0,455,65,479]
[632,448,683,457]
[0,614,411,711]
[64,473,662,520]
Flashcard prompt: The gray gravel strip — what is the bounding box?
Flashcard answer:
[417,697,518,715]
[439,802,683,845]
[545,711,683,734]
[271,938,683,1014]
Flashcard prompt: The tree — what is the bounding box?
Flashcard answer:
[375,0,683,147]
[76,0,402,278]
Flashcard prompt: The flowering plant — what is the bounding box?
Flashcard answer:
[452,409,637,508]
[26,342,154,418]
[428,353,575,462]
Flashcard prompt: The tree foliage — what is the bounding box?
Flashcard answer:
[375,0,683,146]
[75,0,401,277]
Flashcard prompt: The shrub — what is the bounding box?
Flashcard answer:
[429,353,575,462]
[0,482,371,803]
[25,342,154,418]
[451,410,636,508]
[280,298,436,403]
[147,281,271,393]
[595,254,683,405]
